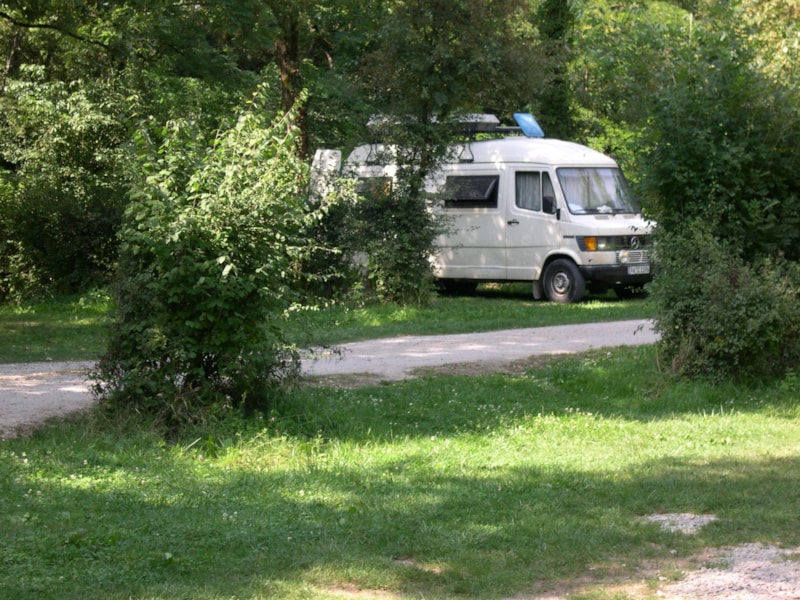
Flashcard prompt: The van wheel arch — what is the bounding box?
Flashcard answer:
[541,258,585,303]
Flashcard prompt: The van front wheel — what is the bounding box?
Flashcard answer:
[542,259,585,303]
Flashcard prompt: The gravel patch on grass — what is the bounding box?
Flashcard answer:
[0,361,95,440]
[659,542,800,599]
[645,514,800,599]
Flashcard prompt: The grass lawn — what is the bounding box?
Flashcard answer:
[0,284,653,364]
[0,290,113,363]
[2,343,799,599]
[2,289,797,598]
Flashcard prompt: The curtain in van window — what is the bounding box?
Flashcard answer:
[515,172,541,211]
[559,169,590,212]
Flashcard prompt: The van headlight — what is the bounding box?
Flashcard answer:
[577,236,613,251]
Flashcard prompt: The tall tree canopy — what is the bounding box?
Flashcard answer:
[1,0,799,318]
[359,0,551,122]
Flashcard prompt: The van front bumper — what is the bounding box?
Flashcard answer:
[578,264,652,286]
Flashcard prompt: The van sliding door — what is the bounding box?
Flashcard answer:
[434,172,506,279]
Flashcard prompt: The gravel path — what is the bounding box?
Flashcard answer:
[0,319,657,439]
[303,319,656,381]
[0,360,96,439]
[659,542,800,599]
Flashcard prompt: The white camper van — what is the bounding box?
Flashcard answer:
[317,114,652,303]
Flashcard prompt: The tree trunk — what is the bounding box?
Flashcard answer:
[273,10,309,159]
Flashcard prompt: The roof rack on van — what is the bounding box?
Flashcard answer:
[363,112,546,163]
[367,113,545,139]
[455,113,545,162]
[456,113,545,139]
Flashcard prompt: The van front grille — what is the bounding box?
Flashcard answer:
[617,250,649,264]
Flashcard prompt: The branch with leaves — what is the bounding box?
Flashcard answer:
[0,10,110,51]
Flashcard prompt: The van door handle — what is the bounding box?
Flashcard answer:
[507,219,520,226]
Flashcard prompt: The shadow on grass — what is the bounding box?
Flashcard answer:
[2,344,798,598]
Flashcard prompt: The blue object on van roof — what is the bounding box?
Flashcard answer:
[513,113,545,138]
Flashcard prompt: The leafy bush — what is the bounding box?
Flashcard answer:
[640,18,800,382]
[336,122,454,305]
[346,172,440,305]
[0,180,42,302]
[0,71,129,299]
[93,89,332,430]
[640,24,800,260]
[650,224,800,382]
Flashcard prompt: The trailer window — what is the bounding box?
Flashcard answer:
[442,175,499,208]
[356,177,392,200]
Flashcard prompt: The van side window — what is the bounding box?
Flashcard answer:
[542,172,556,214]
[443,175,499,208]
[516,171,556,213]
[515,172,542,211]
[543,172,555,200]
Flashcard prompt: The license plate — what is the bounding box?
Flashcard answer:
[628,265,650,275]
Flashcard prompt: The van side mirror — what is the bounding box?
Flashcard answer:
[543,195,556,215]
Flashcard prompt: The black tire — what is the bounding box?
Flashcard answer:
[542,259,585,303]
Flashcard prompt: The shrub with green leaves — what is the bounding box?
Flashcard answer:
[93,89,331,430]
[640,22,800,260]
[338,122,454,306]
[0,70,129,298]
[640,17,800,382]
[650,224,800,382]
[347,172,441,305]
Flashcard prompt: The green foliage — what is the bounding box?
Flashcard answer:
[360,0,549,119]
[93,89,329,430]
[0,70,129,298]
[0,1,273,303]
[573,0,687,132]
[343,168,442,305]
[638,14,800,382]
[0,180,41,303]
[650,223,800,382]
[641,19,800,259]
[534,0,577,139]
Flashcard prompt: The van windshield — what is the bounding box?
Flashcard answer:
[557,168,640,215]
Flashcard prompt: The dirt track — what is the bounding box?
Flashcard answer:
[303,319,657,381]
[0,320,656,439]
[0,361,96,439]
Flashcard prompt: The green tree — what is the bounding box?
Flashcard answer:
[342,0,552,303]
[570,0,688,171]
[0,69,130,295]
[93,90,334,429]
[360,0,549,120]
[642,11,800,259]
[639,5,800,381]
[535,0,576,139]
[0,0,274,300]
